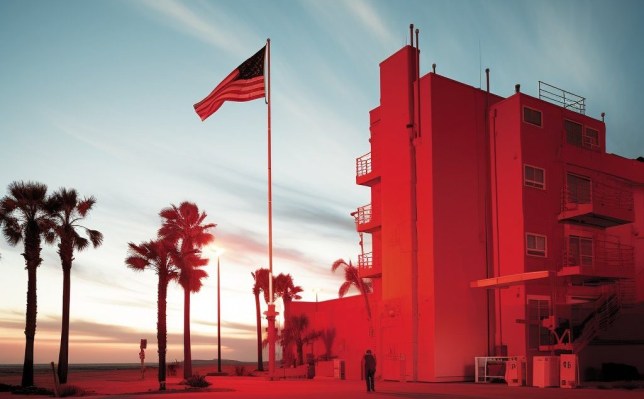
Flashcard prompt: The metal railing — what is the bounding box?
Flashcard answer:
[358,251,373,269]
[356,152,372,177]
[355,203,372,225]
[562,238,635,271]
[539,81,585,114]
[562,180,634,213]
[571,287,621,353]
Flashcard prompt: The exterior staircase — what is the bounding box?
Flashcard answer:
[540,284,624,353]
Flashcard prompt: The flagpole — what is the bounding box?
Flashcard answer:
[265,37,278,380]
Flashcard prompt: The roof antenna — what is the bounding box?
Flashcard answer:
[410,24,414,47]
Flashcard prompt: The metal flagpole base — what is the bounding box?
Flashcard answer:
[264,303,279,380]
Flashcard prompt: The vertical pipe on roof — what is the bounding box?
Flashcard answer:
[409,26,420,383]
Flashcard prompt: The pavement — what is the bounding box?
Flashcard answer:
[0,369,644,399]
[3,372,644,399]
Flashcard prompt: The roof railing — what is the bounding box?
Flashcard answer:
[539,81,586,115]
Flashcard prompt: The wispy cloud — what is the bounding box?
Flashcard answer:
[136,0,258,58]
[345,0,398,50]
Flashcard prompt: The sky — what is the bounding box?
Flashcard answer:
[1,0,643,365]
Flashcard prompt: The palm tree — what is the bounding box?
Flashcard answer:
[274,273,303,329]
[320,328,336,360]
[331,259,373,320]
[279,314,320,366]
[251,268,270,371]
[126,239,179,391]
[158,202,215,379]
[274,273,303,363]
[46,188,103,384]
[1,181,55,387]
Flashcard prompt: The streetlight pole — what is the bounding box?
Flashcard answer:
[217,254,221,374]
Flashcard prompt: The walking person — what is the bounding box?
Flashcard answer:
[363,349,376,392]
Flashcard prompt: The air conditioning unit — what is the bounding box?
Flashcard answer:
[533,356,559,388]
[560,354,578,388]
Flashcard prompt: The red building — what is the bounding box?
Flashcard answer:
[291,42,644,383]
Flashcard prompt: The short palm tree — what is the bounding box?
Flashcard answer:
[251,268,270,371]
[47,188,103,384]
[331,259,372,320]
[126,239,179,391]
[274,273,302,363]
[279,314,320,366]
[1,181,55,387]
[275,273,303,329]
[158,202,215,379]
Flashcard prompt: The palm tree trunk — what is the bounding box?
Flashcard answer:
[282,297,291,363]
[21,221,41,387]
[183,288,192,379]
[57,263,71,384]
[158,277,167,390]
[254,293,263,371]
[296,340,304,366]
[21,264,37,387]
[362,292,371,321]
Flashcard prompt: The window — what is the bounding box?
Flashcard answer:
[526,233,547,257]
[584,128,599,150]
[565,120,583,147]
[523,107,542,127]
[566,173,591,204]
[566,120,600,150]
[567,236,593,266]
[527,297,552,349]
[524,165,545,189]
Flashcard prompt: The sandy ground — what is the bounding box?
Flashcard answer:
[1,364,643,399]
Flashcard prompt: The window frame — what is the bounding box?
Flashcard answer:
[566,172,592,204]
[523,106,543,127]
[584,127,600,150]
[524,164,546,190]
[526,233,547,257]
[565,119,583,147]
[567,235,594,266]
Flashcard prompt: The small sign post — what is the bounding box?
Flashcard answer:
[139,339,147,380]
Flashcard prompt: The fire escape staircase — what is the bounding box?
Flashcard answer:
[540,288,622,354]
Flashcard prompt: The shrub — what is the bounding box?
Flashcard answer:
[185,373,211,388]
[58,384,87,397]
[10,386,54,395]
[234,366,246,376]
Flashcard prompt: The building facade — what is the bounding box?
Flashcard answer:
[291,43,644,383]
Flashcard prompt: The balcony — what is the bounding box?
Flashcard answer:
[558,180,634,227]
[356,152,379,186]
[358,251,381,278]
[559,239,635,281]
[354,203,380,233]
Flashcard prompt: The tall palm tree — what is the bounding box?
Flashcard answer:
[331,259,373,320]
[158,202,215,379]
[126,239,179,391]
[251,268,270,371]
[47,188,103,384]
[1,181,55,387]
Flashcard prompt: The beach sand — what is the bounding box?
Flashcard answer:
[0,362,257,396]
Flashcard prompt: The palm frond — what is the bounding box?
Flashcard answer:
[76,196,96,217]
[338,281,351,298]
[125,256,149,271]
[331,258,348,272]
[86,229,104,247]
[74,234,89,252]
